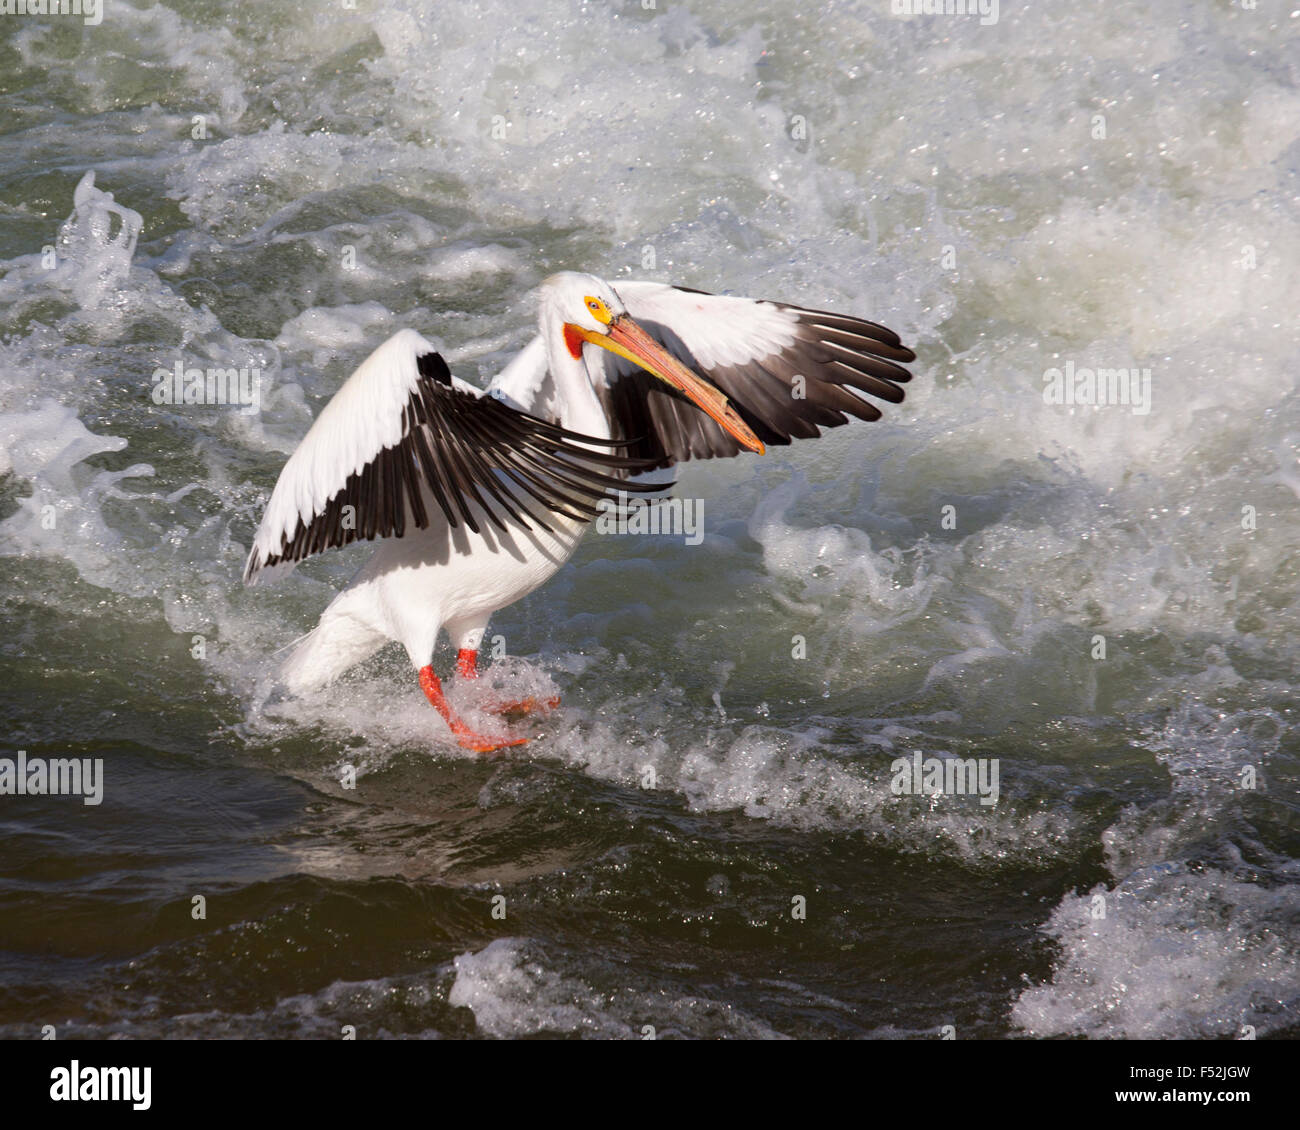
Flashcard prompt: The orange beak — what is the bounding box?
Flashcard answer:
[569,315,765,455]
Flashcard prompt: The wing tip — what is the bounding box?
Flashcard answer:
[415,350,453,385]
[242,548,262,587]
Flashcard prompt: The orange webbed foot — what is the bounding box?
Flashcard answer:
[453,649,560,719]
[452,728,529,755]
[483,694,562,719]
[420,664,527,755]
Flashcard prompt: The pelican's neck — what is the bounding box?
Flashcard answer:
[541,311,611,441]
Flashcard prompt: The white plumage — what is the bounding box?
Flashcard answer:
[246,328,438,586]
[245,272,915,750]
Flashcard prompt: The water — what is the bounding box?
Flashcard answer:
[0,0,1297,1039]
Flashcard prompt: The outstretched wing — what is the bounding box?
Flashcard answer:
[589,281,915,469]
[243,329,653,585]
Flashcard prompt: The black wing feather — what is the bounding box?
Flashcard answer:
[243,351,660,582]
[596,288,915,470]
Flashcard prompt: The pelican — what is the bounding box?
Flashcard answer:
[244,272,915,751]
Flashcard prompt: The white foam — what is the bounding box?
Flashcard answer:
[449,937,785,1039]
[1012,865,1300,1039]
[1013,702,1297,1038]
[448,938,635,1039]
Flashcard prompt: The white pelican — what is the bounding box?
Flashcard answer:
[244,272,915,751]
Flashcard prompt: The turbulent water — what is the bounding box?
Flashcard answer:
[0,0,1297,1040]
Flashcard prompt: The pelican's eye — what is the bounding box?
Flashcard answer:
[584,296,613,325]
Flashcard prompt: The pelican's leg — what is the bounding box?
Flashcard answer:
[445,616,560,718]
[418,665,526,754]
[456,646,560,718]
[457,648,479,680]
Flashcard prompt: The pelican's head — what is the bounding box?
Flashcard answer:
[541,271,764,454]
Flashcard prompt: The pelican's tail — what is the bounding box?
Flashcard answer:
[280,609,387,693]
